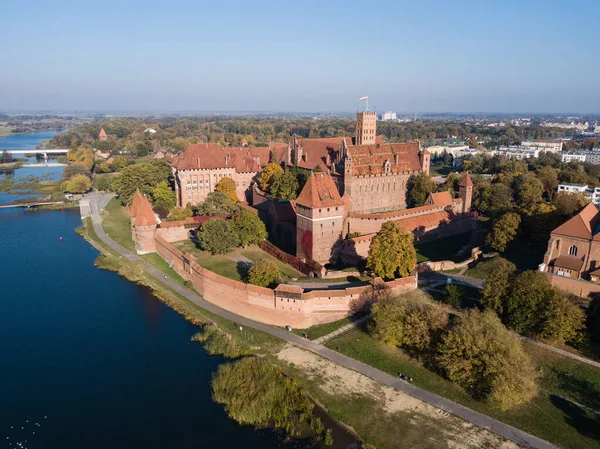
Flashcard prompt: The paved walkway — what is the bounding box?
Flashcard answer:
[84,193,557,449]
[313,314,372,344]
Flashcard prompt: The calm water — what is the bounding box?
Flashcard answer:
[0,207,296,449]
[0,130,66,204]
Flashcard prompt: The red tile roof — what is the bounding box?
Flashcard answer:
[459,172,473,187]
[552,202,600,240]
[134,195,158,226]
[128,190,143,217]
[428,191,453,207]
[346,142,421,175]
[172,143,278,173]
[296,172,345,209]
[554,255,584,272]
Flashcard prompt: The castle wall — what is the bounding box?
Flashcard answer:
[153,235,417,328]
[345,173,412,213]
[156,225,190,243]
[545,272,600,298]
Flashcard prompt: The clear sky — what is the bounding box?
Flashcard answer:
[1,0,598,113]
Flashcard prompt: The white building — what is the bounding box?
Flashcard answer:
[380,112,397,122]
[561,150,600,164]
[144,128,157,134]
[497,146,540,160]
[557,183,600,205]
[522,140,564,153]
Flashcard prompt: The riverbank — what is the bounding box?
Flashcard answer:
[81,202,559,449]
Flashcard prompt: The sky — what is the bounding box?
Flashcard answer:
[1,0,599,113]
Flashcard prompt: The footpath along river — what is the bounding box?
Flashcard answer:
[0,131,329,449]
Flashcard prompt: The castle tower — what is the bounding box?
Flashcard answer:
[355,111,377,146]
[98,128,108,142]
[132,195,158,254]
[458,172,473,214]
[420,147,431,175]
[296,173,346,265]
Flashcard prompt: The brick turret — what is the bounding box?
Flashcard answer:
[458,172,473,213]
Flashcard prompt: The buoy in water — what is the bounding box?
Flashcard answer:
[60,237,63,241]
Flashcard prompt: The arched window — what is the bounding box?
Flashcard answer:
[569,245,578,256]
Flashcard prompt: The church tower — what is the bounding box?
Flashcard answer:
[355,111,377,145]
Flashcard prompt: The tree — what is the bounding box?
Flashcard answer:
[486,212,521,252]
[537,291,586,344]
[61,173,92,193]
[258,162,283,192]
[109,156,128,172]
[233,209,267,246]
[406,173,436,207]
[436,309,537,410]
[370,291,448,354]
[196,192,238,216]
[505,271,551,334]
[552,192,589,218]
[536,166,559,201]
[197,218,240,254]
[247,260,280,287]
[0,150,16,163]
[111,160,171,204]
[488,183,514,216]
[152,180,175,210]
[513,173,544,212]
[167,206,193,221]
[480,258,516,316]
[62,163,91,180]
[366,222,416,280]
[270,171,299,200]
[443,284,463,307]
[215,177,239,203]
[588,294,600,342]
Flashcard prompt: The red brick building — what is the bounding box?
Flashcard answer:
[98,128,108,142]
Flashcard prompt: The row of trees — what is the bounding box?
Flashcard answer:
[371,291,537,410]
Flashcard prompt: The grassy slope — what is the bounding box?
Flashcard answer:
[326,324,600,449]
[415,232,473,263]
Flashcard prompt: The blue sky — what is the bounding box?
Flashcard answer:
[1,0,598,113]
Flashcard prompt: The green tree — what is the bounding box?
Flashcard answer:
[588,294,600,343]
[61,173,92,193]
[270,171,299,200]
[370,291,448,354]
[258,162,283,192]
[443,284,463,307]
[486,212,521,252]
[513,173,544,212]
[233,209,267,246]
[436,309,537,410]
[488,183,514,216]
[406,172,436,207]
[167,206,193,221]
[366,222,416,280]
[197,192,238,216]
[152,180,176,210]
[552,191,589,217]
[62,163,91,180]
[537,291,586,344]
[247,260,280,287]
[505,271,551,334]
[197,218,240,254]
[109,156,128,172]
[111,160,171,204]
[536,166,559,201]
[480,258,516,316]
[215,177,239,203]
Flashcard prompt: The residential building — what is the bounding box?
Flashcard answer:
[557,183,600,205]
[522,140,564,153]
[380,111,397,122]
[561,150,600,164]
[496,146,540,160]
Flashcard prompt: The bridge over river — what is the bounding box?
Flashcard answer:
[2,149,69,154]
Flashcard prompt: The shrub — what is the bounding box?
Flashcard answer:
[480,258,516,316]
[247,260,280,287]
[215,177,238,203]
[61,173,92,193]
[167,206,193,221]
[233,209,267,246]
[443,284,463,307]
[196,191,238,216]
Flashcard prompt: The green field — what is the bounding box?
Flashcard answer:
[326,324,600,449]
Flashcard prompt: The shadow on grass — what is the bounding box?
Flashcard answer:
[236,261,251,282]
[553,370,600,411]
[550,395,600,440]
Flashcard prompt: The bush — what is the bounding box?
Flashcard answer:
[371,291,449,355]
[247,260,280,287]
[196,191,238,216]
[480,258,516,316]
[436,309,537,410]
[61,173,92,193]
[167,206,193,221]
[191,323,252,358]
[212,357,318,437]
[197,218,240,255]
[443,284,463,307]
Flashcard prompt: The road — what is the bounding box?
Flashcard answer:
[419,271,485,290]
[84,193,557,449]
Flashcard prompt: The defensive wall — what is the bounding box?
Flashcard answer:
[154,235,417,328]
[544,272,600,298]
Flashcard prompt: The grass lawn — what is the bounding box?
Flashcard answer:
[174,239,305,283]
[327,324,600,449]
[429,162,455,177]
[290,311,367,340]
[102,198,135,252]
[415,232,472,262]
[465,256,504,279]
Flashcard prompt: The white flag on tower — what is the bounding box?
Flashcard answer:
[359,96,368,101]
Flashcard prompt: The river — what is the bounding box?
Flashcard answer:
[0,132,300,449]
